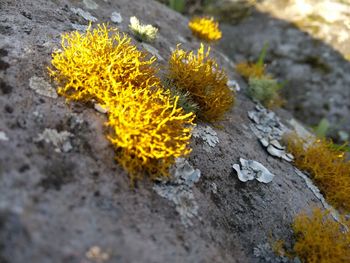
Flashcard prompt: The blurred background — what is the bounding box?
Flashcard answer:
[157,0,350,146]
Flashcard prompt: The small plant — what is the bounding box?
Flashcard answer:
[286,133,350,212]
[313,118,330,138]
[235,62,266,79]
[168,44,234,121]
[49,23,194,182]
[188,17,222,42]
[236,44,284,108]
[129,16,158,42]
[293,208,350,263]
[169,0,185,13]
[236,43,269,79]
[248,77,284,108]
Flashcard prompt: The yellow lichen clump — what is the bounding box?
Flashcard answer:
[235,62,266,79]
[286,134,350,212]
[293,208,350,263]
[188,17,222,42]
[49,24,194,181]
[168,44,234,121]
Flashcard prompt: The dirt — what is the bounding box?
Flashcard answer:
[0,0,330,262]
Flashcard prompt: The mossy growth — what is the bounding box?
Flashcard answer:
[236,44,284,108]
[293,208,350,263]
[168,43,234,121]
[188,16,222,42]
[286,133,350,212]
[163,79,199,115]
[129,16,158,43]
[235,62,266,79]
[49,23,194,182]
[248,78,284,108]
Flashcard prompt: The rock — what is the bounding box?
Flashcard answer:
[233,158,275,183]
[29,76,58,99]
[110,11,123,24]
[0,0,332,262]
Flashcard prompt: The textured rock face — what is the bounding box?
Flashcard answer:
[219,0,350,140]
[0,0,326,262]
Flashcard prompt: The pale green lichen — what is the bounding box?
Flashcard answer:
[129,16,158,42]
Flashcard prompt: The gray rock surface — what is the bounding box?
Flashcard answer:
[0,0,329,262]
[218,0,350,140]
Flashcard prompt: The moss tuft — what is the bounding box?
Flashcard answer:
[286,133,350,212]
[293,208,350,263]
[168,44,234,121]
[188,16,222,42]
[248,77,284,108]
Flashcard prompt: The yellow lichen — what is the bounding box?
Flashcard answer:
[168,44,234,121]
[293,208,350,263]
[235,62,266,79]
[188,17,222,42]
[49,23,194,181]
[286,133,350,212]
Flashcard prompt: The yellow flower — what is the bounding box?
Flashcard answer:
[188,17,222,42]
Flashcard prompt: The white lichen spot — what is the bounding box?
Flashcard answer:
[210,182,218,194]
[83,0,98,10]
[29,76,58,99]
[35,128,73,153]
[153,158,201,226]
[110,12,123,24]
[86,246,110,263]
[248,104,294,162]
[227,79,240,92]
[0,131,9,141]
[192,125,219,152]
[233,158,275,183]
[94,103,108,114]
[129,16,158,42]
[70,7,97,22]
[71,23,89,32]
[141,43,163,61]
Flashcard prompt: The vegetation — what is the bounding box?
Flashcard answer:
[168,43,234,121]
[129,16,158,42]
[236,44,284,108]
[169,0,185,13]
[247,78,284,108]
[293,208,350,263]
[188,16,222,42]
[286,133,350,212]
[49,24,194,182]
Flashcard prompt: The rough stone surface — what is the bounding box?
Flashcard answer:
[0,0,333,262]
[219,0,350,140]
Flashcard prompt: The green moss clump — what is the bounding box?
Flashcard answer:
[248,77,284,108]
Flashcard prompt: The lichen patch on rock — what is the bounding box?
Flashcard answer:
[35,128,73,153]
[248,104,293,162]
[233,158,275,183]
[29,76,58,99]
[153,158,201,226]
